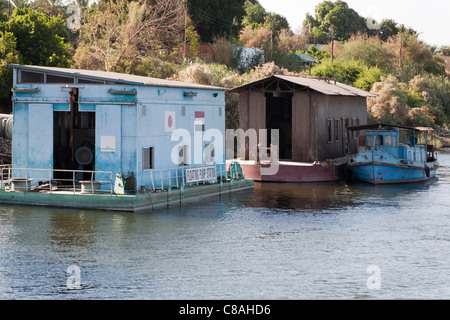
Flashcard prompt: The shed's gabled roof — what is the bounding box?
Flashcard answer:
[8,64,225,91]
[228,75,377,97]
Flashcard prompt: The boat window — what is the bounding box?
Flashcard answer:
[367,135,374,146]
[384,135,393,147]
[375,135,383,146]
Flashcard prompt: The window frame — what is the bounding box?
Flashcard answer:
[327,119,333,143]
[142,147,155,170]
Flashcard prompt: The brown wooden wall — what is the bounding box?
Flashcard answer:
[239,91,266,131]
[239,89,367,162]
[238,91,266,160]
[292,92,318,162]
[316,95,367,161]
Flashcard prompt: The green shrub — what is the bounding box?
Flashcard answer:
[312,58,385,91]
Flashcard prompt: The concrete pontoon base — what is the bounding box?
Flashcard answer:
[0,179,254,212]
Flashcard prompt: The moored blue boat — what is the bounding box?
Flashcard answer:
[346,123,438,184]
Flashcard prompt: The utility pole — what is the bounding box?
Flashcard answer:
[270,23,273,61]
[330,24,335,63]
[399,27,404,71]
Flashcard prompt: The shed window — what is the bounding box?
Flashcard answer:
[77,78,104,84]
[46,74,74,84]
[142,147,154,170]
[355,118,360,137]
[334,119,341,142]
[327,120,333,143]
[195,121,205,132]
[19,70,44,83]
[178,145,189,166]
[204,143,215,165]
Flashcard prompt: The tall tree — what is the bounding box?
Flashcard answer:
[0,8,71,104]
[2,8,71,66]
[74,0,186,72]
[187,0,246,43]
[379,19,399,41]
[303,0,368,43]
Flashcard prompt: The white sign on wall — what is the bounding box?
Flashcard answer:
[185,166,217,183]
[100,136,116,152]
[165,111,176,132]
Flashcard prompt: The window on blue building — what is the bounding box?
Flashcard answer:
[19,70,44,83]
[142,147,154,170]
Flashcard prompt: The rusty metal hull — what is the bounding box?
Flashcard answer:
[237,160,346,183]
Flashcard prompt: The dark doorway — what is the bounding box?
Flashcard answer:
[266,92,293,160]
[53,88,95,183]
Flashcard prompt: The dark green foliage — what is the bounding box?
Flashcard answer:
[303,0,368,43]
[0,8,71,67]
[0,8,72,104]
[187,0,246,43]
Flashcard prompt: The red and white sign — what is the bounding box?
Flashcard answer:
[165,111,175,132]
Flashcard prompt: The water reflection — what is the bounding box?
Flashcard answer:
[239,177,437,213]
[48,210,98,253]
[0,151,447,299]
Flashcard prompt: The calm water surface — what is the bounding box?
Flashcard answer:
[1,151,450,300]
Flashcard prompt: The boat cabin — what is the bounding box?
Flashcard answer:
[349,123,437,164]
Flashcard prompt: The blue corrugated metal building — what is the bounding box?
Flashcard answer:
[8,64,228,193]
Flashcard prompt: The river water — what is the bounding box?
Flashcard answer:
[1,151,450,300]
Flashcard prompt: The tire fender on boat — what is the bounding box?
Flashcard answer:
[425,166,430,177]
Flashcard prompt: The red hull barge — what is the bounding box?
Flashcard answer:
[230,158,347,183]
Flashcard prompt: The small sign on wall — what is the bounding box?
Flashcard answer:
[101,136,116,152]
[165,111,176,132]
[185,166,217,183]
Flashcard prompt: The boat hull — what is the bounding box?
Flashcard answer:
[348,162,437,184]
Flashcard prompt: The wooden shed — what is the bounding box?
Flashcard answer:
[228,75,376,182]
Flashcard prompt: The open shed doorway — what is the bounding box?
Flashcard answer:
[53,88,96,184]
[266,92,293,160]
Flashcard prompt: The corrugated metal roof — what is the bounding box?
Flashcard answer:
[8,64,225,91]
[292,53,318,63]
[228,75,377,97]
